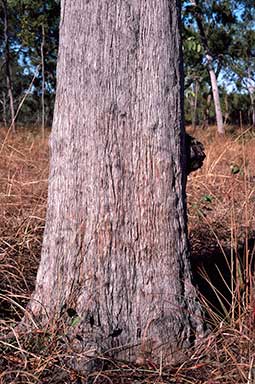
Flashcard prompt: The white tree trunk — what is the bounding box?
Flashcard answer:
[189,0,225,135]
[206,54,224,134]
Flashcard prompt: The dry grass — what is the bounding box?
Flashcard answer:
[0,128,48,323]
[1,125,255,383]
[188,126,255,323]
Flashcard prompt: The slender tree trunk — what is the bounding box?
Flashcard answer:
[223,92,229,125]
[247,68,255,127]
[28,0,205,369]
[239,110,243,129]
[1,91,7,127]
[251,94,255,127]
[189,0,224,135]
[41,24,45,137]
[202,93,211,129]
[192,79,199,131]
[206,54,224,134]
[2,0,15,133]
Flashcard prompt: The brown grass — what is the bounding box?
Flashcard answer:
[1,125,255,383]
[0,128,48,321]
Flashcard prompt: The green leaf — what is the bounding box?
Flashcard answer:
[201,194,213,203]
[187,40,193,51]
[230,164,240,174]
[71,316,81,327]
[66,308,80,326]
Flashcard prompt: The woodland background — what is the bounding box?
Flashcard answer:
[0,0,254,132]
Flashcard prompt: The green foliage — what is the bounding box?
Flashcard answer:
[182,0,255,126]
[185,36,202,53]
[230,164,240,175]
[0,0,254,128]
[0,0,60,126]
[202,194,214,203]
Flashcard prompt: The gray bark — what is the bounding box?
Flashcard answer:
[28,0,205,369]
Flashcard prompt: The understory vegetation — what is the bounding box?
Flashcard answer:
[1,125,255,383]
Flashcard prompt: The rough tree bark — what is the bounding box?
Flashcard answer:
[27,0,205,369]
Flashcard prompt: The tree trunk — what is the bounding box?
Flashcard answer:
[2,0,15,133]
[206,54,224,134]
[1,91,7,126]
[28,0,205,369]
[251,93,255,127]
[223,92,229,126]
[247,67,255,127]
[189,0,224,135]
[192,79,199,131]
[41,24,45,138]
[202,93,211,129]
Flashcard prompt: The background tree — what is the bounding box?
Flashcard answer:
[183,0,238,134]
[0,0,60,128]
[27,0,205,369]
[182,32,209,129]
[1,0,16,131]
[15,0,60,126]
[0,0,253,129]
[228,4,255,126]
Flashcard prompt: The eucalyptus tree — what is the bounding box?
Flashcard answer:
[182,28,209,128]
[1,0,16,131]
[26,0,206,371]
[0,0,60,127]
[13,0,60,126]
[183,1,238,134]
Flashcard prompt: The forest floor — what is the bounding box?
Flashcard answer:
[0,125,255,383]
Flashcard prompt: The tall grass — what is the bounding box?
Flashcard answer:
[186,126,255,383]
[1,125,255,383]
